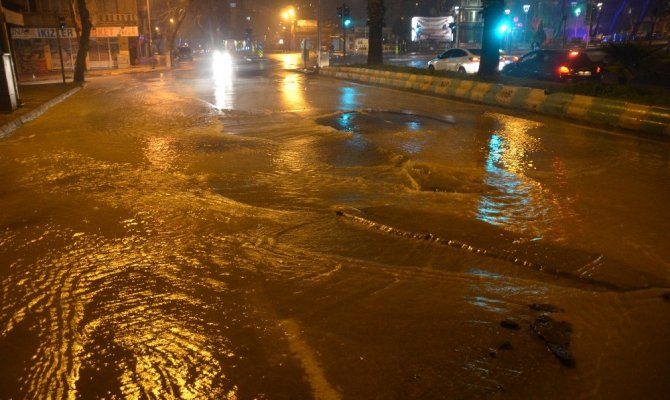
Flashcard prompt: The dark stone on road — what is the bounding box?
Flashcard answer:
[500,319,521,330]
[498,341,514,351]
[531,315,575,368]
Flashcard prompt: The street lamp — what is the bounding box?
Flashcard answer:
[281,6,296,51]
[523,4,530,47]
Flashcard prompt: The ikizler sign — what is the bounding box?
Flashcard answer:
[11,27,76,39]
[11,26,139,40]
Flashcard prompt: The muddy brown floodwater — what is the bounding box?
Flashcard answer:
[1,56,669,399]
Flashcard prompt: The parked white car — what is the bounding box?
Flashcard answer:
[427,48,515,73]
[427,48,481,73]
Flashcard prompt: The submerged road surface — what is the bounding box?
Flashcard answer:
[1,54,669,399]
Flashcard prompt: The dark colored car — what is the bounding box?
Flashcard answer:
[175,46,193,62]
[501,49,603,81]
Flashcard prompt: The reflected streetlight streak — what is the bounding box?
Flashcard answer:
[212,51,234,110]
[145,136,178,170]
[280,74,307,111]
[277,52,300,69]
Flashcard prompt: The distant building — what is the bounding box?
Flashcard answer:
[453,0,484,46]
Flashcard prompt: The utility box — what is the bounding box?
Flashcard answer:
[318,51,329,68]
[0,54,18,111]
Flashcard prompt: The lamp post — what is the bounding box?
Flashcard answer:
[523,4,530,48]
[574,6,581,39]
[454,5,460,48]
[505,8,511,52]
[146,0,153,56]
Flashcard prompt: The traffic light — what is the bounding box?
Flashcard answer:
[337,3,351,26]
[58,16,66,30]
[449,22,456,32]
[342,4,350,19]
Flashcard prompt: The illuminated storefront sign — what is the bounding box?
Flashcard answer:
[11,26,138,39]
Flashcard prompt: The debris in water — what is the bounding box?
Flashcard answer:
[529,303,563,313]
[531,315,575,368]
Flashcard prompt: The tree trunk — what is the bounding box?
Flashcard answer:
[367,0,385,65]
[73,0,91,83]
[479,0,504,77]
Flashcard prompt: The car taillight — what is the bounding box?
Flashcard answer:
[469,57,480,62]
[569,51,579,58]
[559,65,570,75]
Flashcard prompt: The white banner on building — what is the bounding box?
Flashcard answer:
[91,26,139,38]
[11,27,77,39]
[10,26,138,40]
[411,17,454,42]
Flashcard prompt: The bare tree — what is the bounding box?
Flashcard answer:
[158,0,190,67]
[367,0,385,65]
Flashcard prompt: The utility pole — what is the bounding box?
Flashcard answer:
[317,0,321,67]
[146,0,153,56]
[55,14,66,84]
[454,4,460,48]
[337,3,350,62]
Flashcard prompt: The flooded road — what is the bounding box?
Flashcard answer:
[1,54,669,399]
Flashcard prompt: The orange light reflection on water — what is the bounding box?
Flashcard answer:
[477,113,575,240]
[280,74,307,111]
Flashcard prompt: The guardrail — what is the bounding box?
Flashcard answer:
[318,66,670,137]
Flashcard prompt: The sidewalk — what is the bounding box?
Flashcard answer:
[0,64,169,138]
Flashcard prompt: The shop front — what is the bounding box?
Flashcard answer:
[10,26,139,80]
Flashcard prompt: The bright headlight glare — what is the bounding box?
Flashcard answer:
[213,50,233,82]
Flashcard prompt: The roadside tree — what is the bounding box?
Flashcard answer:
[367,0,386,65]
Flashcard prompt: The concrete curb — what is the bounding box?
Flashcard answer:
[319,67,670,137]
[0,85,83,139]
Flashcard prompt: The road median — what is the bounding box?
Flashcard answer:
[319,66,670,138]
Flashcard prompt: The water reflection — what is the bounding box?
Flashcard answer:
[476,113,550,237]
[406,120,421,131]
[466,268,548,316]
[145,136,178,171]
[337,112,368,152]
[338,87,360,110]
[276,53,302,70]
[401,119,424,154]
[212,51,234,110]
[280,74,307,111]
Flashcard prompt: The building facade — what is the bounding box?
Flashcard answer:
[4,0,139,80]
